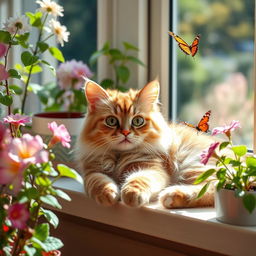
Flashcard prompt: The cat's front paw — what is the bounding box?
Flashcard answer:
[159,186,195,209]
[121,181,150,207]
[94,183,120,207]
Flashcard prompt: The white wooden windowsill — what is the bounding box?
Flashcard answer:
[53,178,256,256]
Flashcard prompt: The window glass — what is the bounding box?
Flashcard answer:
[172,0,254,147]
[59,0,97,64]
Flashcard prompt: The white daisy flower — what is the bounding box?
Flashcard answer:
[36,0,64,17]
[3,15,30,35]
[49,19,70,47]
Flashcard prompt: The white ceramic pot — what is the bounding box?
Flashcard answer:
[215,188,256,226]
[32,112,85,164]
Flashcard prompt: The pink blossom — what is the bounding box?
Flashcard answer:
[8,134,49,165]
[57,59,93,90]
[212,120,241,137]
[7,203,29,229]
[0,121,10,150]
[0,64,9,81]
[0,43,8,58]
[0,151,24,192]
[3,114,31,128]
[48,121,71,148]
[200,142,220,165]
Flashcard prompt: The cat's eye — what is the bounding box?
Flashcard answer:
[105,116,119,127]
[132,116,145,127]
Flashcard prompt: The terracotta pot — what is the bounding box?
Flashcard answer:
[32,112,85,165]
[215,188,256,226]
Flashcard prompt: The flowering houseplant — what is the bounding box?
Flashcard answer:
[0,117,82,255]
[0,1,83,255]
[0,0,70,115]
[37,59,93,112]
[194,120,256,213]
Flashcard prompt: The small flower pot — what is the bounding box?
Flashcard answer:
[215,188,256,226]
[32,112,85,166]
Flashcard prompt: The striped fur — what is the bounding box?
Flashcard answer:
[76,80,217,208]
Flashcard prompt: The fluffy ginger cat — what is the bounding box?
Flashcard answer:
[77,79,217,208]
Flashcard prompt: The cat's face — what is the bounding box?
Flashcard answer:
[82,80,164,152]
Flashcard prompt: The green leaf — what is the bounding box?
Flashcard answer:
[23,245,36,256]
[8,69,21,79]
[34,223,49,242]
[37,90,49,105]
[54,189,71,201]
[31,237,47,250]
[40,195,62,209]
[193,169,215,185]
[9,85,23,95]
[123,41,139,51]
[232,145,247,157]
[116,66,130,83]
[41,60,56,75]
[216,168,226,180]
[57,164,83,184]
[35,176,52,186]
[21,51,39,66]
[0,30,11,43]
[49,47,65,62]
[100,79,114,89]
[41,208,59,228]
[37,41,49,53]
[16,32,30,42]
[219,141,230,151]
[196,183,210,199]
[216,180,226,190]
[243,194,256,213]
[246,156,256,168]
[0,92,13,106]
[26,12,42,27]
[126,56,145,66]
[24,65,43,74]
[89,50,104,66]
[43,236,63,251]
[26,187,39,200]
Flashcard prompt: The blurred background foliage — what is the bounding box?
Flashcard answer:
[175,0,254,147]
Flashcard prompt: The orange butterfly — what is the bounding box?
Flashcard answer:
[169,31,200,57]
[183,110,211,133]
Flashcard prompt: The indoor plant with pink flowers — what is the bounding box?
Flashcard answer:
[194,120,256,226]
[0,0,83,255]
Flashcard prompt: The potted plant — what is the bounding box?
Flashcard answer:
[194,120,256,226]
[0,1,83,254]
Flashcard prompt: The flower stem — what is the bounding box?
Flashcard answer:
[21,13,49,113]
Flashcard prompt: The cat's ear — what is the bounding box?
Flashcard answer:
[137,80,160,109]
[84,79,109,112]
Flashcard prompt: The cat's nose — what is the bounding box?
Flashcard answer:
[121,129,130,136]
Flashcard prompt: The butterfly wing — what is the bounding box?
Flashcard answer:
[169,31,191,55]
[196,110,211,132]
[190,35,200,57]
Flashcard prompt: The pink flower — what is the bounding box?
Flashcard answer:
[48,121,71,148]
[0,121,10,150]
[0,64,9,81]
[3,114,31,128]
[57,59,93,90]
[8,134,49,165]
[212,120,241,138]
[200,142,220,165]
[7,203,29,229]
[0,43,8,58]
[0,151,24,192]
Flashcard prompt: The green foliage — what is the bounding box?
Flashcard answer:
[195,127,256,213]
[49,47,65,62]
[89,41,145,90]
